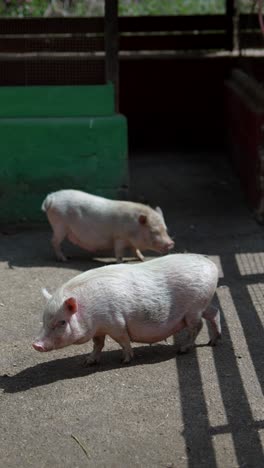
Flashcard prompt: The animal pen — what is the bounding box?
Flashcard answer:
[1,3,264,468]
[0,0,263,221]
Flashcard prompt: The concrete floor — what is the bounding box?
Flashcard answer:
[0,151,264,467]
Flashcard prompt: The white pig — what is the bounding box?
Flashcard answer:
[33,254,221,364]
[41,189,174,263]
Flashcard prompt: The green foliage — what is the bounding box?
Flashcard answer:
[0,0,256,18]
[119,0,225,16]
[0,0,46,17]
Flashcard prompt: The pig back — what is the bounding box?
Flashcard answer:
[148,254,218,313]
[64,263,172,324]
[62,254,218,330]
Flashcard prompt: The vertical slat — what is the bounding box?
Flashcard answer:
[226,0,234,50]
[104,0,119,111]
[226,0,240,51]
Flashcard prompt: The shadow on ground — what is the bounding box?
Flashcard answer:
[1,151,264,467]
[0,344,179,393]
[174,250,264,467]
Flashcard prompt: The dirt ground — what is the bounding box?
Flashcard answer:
[1,150,264,468]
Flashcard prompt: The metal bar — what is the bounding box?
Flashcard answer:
[226,0,239,51]
[104,0,119,111]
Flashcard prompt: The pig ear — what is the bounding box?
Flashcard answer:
[155,206,164,218]
[64,297,78,314]
[138,214,147,225]
[41,287,52,301]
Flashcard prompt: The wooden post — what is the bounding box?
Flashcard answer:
[226,0,240,51]
[104,0,119,111]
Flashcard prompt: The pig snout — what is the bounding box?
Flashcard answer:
[155,238,175,254]
[32,341,47,352]
[32,338,54,352]
[148,224,175,254]
[163,239,175,253]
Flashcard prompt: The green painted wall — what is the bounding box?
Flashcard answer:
[0,84,115,117]
[0,84,128,222]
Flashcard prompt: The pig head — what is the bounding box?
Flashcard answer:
[33,289,91,352]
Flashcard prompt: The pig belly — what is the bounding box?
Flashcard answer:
[67,230,114,252]
[127,319,186,344]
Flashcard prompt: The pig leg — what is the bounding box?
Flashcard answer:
[84,336,105,366]
[202,304,221,346]
[50,225,67,262]
[135,248,145,262]
[110,331,134,363]
[178,318,203,354]
[114,239,126,263]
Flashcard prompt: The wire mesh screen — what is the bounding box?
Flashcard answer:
[0,12,106,85]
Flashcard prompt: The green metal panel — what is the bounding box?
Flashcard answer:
[0,84,115,117]
[0,123,127,222]
[0,83,128,222]
[0,114,128,222]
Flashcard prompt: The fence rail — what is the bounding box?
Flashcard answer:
[0,14,262,54]
[0,17,104,34]
[0,14,262,87]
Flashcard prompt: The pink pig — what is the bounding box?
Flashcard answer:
[41,189,174,263]
[33,254,221,364]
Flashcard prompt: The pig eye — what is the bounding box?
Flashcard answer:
[58,320,66,327]
[50,319,67,330]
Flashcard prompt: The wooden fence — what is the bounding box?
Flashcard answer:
[0,14,263,98]
[0,14,263,55]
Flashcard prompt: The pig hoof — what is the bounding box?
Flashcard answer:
[208,334,222,347]
[207,340,217,347]
[83,355,100,366]
[121,352,134,364]
[208,339,216,347]
[135,249,145,262]
[122,357,132,364]
[177,345,192,354]
[83,360,98,367]
[56,255,68,262]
